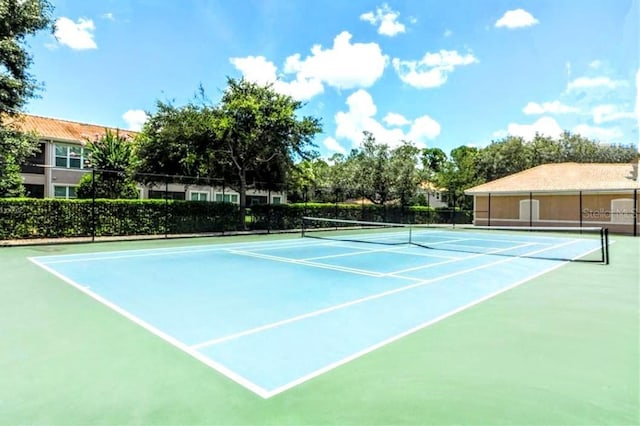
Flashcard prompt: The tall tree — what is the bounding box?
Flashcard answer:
[357,132,393,204]
[136,79,322,225]
[0,0,53,196]
[135,100,220,180]
[390,142,420,206]
[0,0,53,116]
[217,78,322,223]
[437,146,482,209]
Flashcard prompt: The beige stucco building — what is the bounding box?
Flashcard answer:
[465,162,639,235]
[10,114,285,204]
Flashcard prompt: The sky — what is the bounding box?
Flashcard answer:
[24,0,640,157]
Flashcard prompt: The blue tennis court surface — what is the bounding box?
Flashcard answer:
[30,229,603,398]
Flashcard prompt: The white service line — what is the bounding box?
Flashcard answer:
[191,238,581,351]
[227,249,389,278]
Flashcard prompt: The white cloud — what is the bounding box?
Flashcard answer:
[102,12,114,21]
[592,104,635,124]
[229,56,277,85]
[495,9,539,29]
[230,32,387,100]
[334,89,440,149]
[230,55,324,100]
[573,124,623,141]
[323,137,347,155]
[122,110,148,131]
[383,112,410,126]
[443,29,453,37]
[500,116,564,141]
[567,76,626,91]
[589,60,603,69]
[284,31,388,90]
[360,3,406,36]
[54,17,97,50]
[523,101,578,115]
[407,116,441,142]
[392,50,478,88]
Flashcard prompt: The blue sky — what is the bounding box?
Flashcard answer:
[25,0,639,157]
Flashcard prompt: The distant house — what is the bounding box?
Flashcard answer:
[9,114,285,204]
[417,182,448,208]
[464,162,639,235]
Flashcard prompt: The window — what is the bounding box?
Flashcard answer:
[190,191,209,201]
[215,193,239,203]
[610,199,634,223]
[53,185,77,199]
[148,190,185,200]
[519,199,540,221]
[55,144,87,169]
[23,184,45,198]
[20,142,46,174]
[272,196,282,205]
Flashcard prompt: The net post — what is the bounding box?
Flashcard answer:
[605,228,610,265]
[301,216,306,238]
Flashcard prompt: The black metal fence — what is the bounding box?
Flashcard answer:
[473,189,639,236]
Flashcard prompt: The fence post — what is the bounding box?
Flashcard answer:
[91,168,96,242]
[579,190,583,233]
[529,192,533,228]
[487,193,491,227]
[164,174,169,238]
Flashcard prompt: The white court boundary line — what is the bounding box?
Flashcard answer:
[28,256,273,399]
[29,237,604,399]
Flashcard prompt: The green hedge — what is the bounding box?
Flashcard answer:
[0,199,240,240]
[0,199,472,240]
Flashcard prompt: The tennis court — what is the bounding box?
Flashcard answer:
[1,223,638,424]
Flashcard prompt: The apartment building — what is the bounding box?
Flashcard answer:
[11,114,286,204]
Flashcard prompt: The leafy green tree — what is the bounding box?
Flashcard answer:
[475,136,532,182]
[356,132,394,204]
[136,79,322,226]
[217,78,321,221]
[0,120,40,196]
[288,157,331,202]
[390,142,420,206]
[421,147,447,174]
[437,146,482,209]
[135,100,220,180]
[0,0,53,196]
[76,129,139,199]
[0,0,53,116]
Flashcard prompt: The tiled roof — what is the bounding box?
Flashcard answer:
[465,162,640,194]
[3,114,137,143]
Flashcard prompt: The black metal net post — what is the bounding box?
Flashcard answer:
[89,168,96,242]
[634,188,638,237]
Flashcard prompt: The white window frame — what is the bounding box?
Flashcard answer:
[519,199,540,221]
[189,190,209,201]
[610,198,634,223]
[214,192,239,204]
[53,185,78,199]
[54,143,87,170]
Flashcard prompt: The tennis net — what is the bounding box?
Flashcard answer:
[301,216,610,264]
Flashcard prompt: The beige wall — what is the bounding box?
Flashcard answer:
[473,192,639,235]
